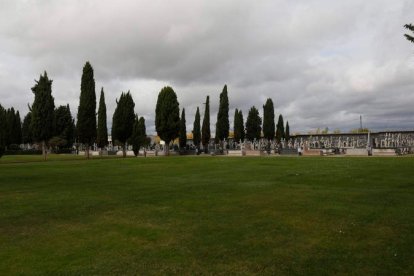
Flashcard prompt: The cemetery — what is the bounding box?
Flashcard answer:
[78,130,414,158]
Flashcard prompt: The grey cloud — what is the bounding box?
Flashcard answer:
[0,0,413,136]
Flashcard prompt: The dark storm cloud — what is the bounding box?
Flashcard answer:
[0,0,413,135]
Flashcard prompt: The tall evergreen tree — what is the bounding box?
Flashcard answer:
[233,108,240,142]
[245,106,262,141]
[54,105,75,148]
[234,109,245,143]
[262,98,275,141]
[276,114,285,143]
[22,112,33,144]
[0,105,5,157]
[238,110,245,142]
[96,88,108,150]
[112,91,135,158]
[215,85,229,144]
[155,86,180,155]
[31,72,55,160]
[285,121,290,141]
[193,107,201,150]
[201,96,211,152]
[130,115,147,156]
[4,108,14,146]
[76,61,96,159]
[179,108,187,149]
[8,110,22,145]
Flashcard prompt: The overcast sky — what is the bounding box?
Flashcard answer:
[1,0,413,134]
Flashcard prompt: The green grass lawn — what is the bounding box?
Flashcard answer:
[0,156,413,274]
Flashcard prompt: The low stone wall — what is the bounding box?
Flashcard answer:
[244,150,262,156]
[227,150,245,157]
[372,149,396,156]
[145,150,157,157]
[345,148,368,156]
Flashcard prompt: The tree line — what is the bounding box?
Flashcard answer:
[0,61,289,159]
[157,84,290,155]
[0,62,148,159]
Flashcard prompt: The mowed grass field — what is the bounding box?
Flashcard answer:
[0,156,413,275]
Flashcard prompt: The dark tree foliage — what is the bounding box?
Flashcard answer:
[31,71,55,160]
[4,108,21,146]
[22,112,33,144]
[245,106,262,141]
[404,24,414,43]
[215,85,229,142]
[130,115,147,156]
[233,109,245,143]
[54,105,75,148]
[76,62,96,158]
[14,111,22,145]
[238,110,245,142]
[285,121,290,141]
[192,107,201,149]
[3,108,12,146]
[262,98,275,141]
[0,105,5,157]
[97,88,108,149]
[179,108,187,149]
[48,136,68,151]
[233,108,240,142]
[155,86,180,154]
[276,114,285,142]
[201,96,211,151]
[112,91,135,158]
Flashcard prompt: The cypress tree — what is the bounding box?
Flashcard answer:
[233,108,240,142]
[3,107,21,146]
[31,72,55,160]
[234,109,245,143]
[179,108,187,149]
[262,98,275,141]
[76,61,96,159]
[112,91,135,158]
[276,114,285,143]
[155,86,180,155]
[54,105,75,148]
[215,85,229,144]
[97,88,108,150]
[130,115,147,156]
[201,96,211,152]
[245,106,262,141]
[4,108,14,146]
[0,105,5,157]
[193,107,201,150]
[22,112,33,144]
[13,111,22,145]
[238,110,245,142]
[285,121,290,141]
